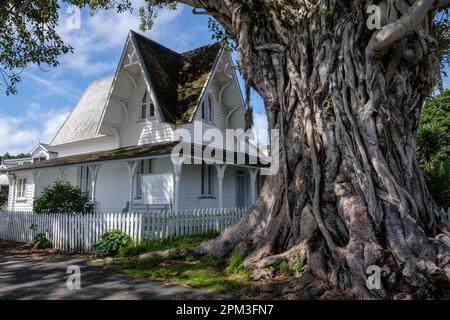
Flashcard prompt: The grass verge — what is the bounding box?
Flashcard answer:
[119,230,219,257]
[107,232,254,297]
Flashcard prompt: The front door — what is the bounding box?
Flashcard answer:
[236,172,246,207]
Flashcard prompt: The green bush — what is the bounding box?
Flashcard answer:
[417,90,450,208]
[33,233,52,249]
[33,180,94,214]
[277,260,294,276]
[0,191,7,209]
[92,230,131,257]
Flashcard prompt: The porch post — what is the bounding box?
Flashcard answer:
[248,168,259,205]
[7,174,15,211]
[125,161,138,213]
[88,164,102,212]
[215,164,227,208]
[173,159,184,214]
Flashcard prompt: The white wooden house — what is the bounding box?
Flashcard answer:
[2,31,266,213]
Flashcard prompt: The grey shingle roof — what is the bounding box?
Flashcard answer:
[50,76,114,146]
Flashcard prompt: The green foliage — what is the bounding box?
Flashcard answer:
[208,18,236,50]
[32,180,94,214]
[227,250,245,274]
[92,230,131,257]
[0,191,7,209]
[293,255,304,272]
[119,230,219,257]
[435,9,450,84]
[277,260,294,276]
[33,233,52,249]
[417,90,450,208]
[0,152,30,163]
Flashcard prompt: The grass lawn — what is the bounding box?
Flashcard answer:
[105,231,255,298]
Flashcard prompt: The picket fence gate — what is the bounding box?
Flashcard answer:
[0,207,248,253]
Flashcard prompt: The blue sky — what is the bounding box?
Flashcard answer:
[0,2,266,155]
[0,2,448,155]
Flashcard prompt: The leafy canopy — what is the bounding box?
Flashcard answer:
[1,1,450,94]
[417,90,450,207]
[33,179,94,214]
[0,0,177,94]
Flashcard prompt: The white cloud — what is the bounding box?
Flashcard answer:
[25,72,80,100]
[251,112,269,146]
[56,2,186,77]
[0,103,70,155]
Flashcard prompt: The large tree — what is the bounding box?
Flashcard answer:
[2,0,450,299]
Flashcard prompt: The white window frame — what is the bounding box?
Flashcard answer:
[201,94,214,124]
[136,159,154,199]
[140,90,156,121]
[78,166,91,197]
[16,177,27,200]
[200,163,214,197]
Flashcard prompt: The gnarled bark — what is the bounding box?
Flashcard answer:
[152,0,450,299]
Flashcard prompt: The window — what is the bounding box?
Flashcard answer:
[201,94,214,123]
[201,163,213,197]
[136,159,154,199]
[79,166,91,196]
[140,91,155,120]
[207,95,213,123]
[16,178,27,199]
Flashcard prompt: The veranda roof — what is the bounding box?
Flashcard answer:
[2,142,269,173]
[3,141,178,172]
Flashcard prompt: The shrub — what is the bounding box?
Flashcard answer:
[33,233,52,249]
[227,250,244,274]
[92,230,131,257]
[33,180,94,214]
[416,90,450,208]
[0,191,7,209]
[277,261,294,276]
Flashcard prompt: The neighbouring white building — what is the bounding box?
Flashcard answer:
[1,31,267,213]
[0,157,33,197]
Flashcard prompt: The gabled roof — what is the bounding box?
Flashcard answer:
[31,143,56,155]
[131,32,222,123]
[51,76,114,146]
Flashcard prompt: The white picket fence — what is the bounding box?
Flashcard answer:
[0,207,248,253]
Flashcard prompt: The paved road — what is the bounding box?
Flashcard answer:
[0,241,223,300]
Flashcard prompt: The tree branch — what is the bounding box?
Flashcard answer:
[367,0,436,57]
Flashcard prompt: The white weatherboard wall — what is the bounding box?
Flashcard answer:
[95,162,130,213]
[8,172,34,212]
[177,164,246,209]
[52,136,119,157]
[118,79,175,147]
[96,157,174,212]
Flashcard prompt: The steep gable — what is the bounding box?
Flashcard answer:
[131,31,222,123]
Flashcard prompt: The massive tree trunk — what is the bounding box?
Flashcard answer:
[156,0,450,298]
